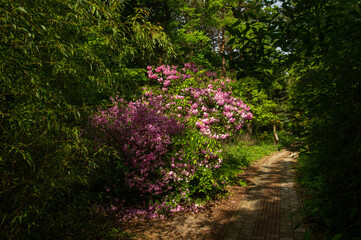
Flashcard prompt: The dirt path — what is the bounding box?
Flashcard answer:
[221,150,306,240]
[125,150,306,240]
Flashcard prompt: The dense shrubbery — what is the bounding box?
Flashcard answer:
[87,63,253,219]
[0,1,172,239]
[281,1,361,238]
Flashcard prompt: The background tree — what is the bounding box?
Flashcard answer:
[227,0,290,140]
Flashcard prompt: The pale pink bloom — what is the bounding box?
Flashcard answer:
[201,118,210,124]
[224,112,233,118]
[217,99,225,106]
[196,121,205,128]
[203,129,211,135]
[191,103,198,109]
[191,109,199,115]
[163,80,171,87]
[235,124,243,130]
[244,112,253,120]
[224,105,231,112]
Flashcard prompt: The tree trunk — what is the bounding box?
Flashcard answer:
[221,25,226,77]
[220,8,226,77]
[247,122,253,135]
[273,120,279,145]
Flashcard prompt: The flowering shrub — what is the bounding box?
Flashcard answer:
[89,63,253,220]
[146,63,253,140]
[91,96,184,196]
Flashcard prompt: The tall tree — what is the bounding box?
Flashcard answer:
[227,0,289,137]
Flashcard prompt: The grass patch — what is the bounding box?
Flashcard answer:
[219,139,278,184]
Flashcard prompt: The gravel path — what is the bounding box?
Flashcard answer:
[221,150,306,240]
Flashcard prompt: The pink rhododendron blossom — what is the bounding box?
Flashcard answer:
[191,109,199,115]
[163,80,171,87]
[193,92,200,98]
[191,103,198,109]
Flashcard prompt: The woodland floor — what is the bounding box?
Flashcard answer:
[120,149,306,240]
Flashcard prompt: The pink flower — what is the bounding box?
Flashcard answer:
[163,80,171,87]
[196,121,204,128]
[191,103,198,109]
[224,105,231,112]
[201,118,210,125]
[244,112,253,120]
[217,99,225,106]
[191,109,199,115]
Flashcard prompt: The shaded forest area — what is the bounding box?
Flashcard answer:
[1,0,360,239]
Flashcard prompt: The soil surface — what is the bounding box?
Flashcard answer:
[120,150,301,240]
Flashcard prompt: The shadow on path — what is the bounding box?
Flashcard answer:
[219,150,306,240]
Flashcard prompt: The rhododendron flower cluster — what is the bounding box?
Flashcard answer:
[91,96,185,195]
[145,63,253,140]
[88,63,253,221]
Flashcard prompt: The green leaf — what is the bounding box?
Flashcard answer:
[17,7,28,14]
[231,20,241,28]
[329,233,342,240]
